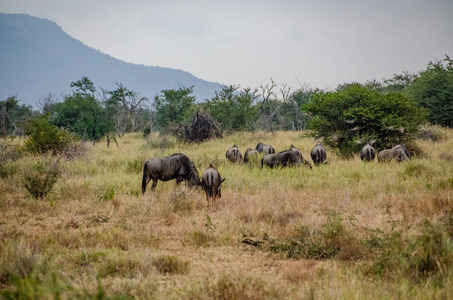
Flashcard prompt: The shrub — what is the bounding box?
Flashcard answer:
[269,212,363,260]
[303,84,427,157]
[21,157,61,199]
[367,215,453,285]
[24,114,75,154]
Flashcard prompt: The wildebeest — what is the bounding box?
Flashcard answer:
[201,164,225,207]
[377,148,408,163]
[261,150,301,168]
[142,153,200,194]
[255,142,276,155]
[244,147,260,164]
[226,144,243,162]
[360,143,376,162]
[393,143,410,158]
[289,145,312,169]
[310,144,327,165]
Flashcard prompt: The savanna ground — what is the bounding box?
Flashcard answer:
[1,127,453,299]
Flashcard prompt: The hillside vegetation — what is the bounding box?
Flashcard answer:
[1,128,453,298]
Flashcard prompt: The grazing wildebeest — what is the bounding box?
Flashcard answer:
[377,148,408,163]
[360,143,376,162]
[142,153,200,194]
[289,145,312,169]
[255,142,276,155]
[226,144,243,162]
[393,143,410,159]
[201,164,225,207]
[310,144,327,165]
[244,147,260,164]
[261,150,301,169]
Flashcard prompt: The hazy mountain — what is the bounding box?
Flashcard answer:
[0,13,223,107]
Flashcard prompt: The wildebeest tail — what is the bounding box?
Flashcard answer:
[315,148,321,164]
[208,172,214,197]
[142,162,148,194]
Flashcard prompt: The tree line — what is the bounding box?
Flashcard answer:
[1,55,452,156]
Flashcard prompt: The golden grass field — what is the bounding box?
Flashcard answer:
[1,127,453,299]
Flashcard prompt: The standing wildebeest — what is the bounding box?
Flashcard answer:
[226,144,243,162]
[378,148,408,163]
[310,144,327,165]
[201,164,225,207]
[255,142,276,155]
[289,145,312,169]
[261,150,302,168]
[360,143,376,162]
[142,153,200,194]
[244,147,260,164]
[393,143,410,159]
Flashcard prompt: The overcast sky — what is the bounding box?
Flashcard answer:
[2,0,453,91]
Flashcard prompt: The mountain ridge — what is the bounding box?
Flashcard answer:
[0,13,223,106]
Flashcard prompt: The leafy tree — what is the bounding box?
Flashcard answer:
[52,78,114,144]
[154,85,196,130]
[408,55,453,127]
[303,84,427,157]
[203,85,258,132]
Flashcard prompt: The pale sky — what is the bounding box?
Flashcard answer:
[2,0,453,91]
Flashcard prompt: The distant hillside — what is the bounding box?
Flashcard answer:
[0,13,223,106]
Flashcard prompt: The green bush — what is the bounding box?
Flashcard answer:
[303,84,427,157]
[21,157,61,199]
[24,114,75,154]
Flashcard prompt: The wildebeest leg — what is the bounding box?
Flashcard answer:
[151,179,158,191]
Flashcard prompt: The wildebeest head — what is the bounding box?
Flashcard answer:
[289,145,312,169]
[255,142,264,152]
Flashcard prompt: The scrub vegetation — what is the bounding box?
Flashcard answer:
[1,127,453,299]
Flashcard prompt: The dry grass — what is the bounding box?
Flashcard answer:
[1,127,453,298]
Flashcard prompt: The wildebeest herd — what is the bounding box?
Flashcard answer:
[142,141,410,207]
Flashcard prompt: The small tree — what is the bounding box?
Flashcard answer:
[303,84,427,157]
[108,82,149,135]
[203,85,258,132]
[53,77,114,144]
[21,157,61,199]
[154,85,196,130]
